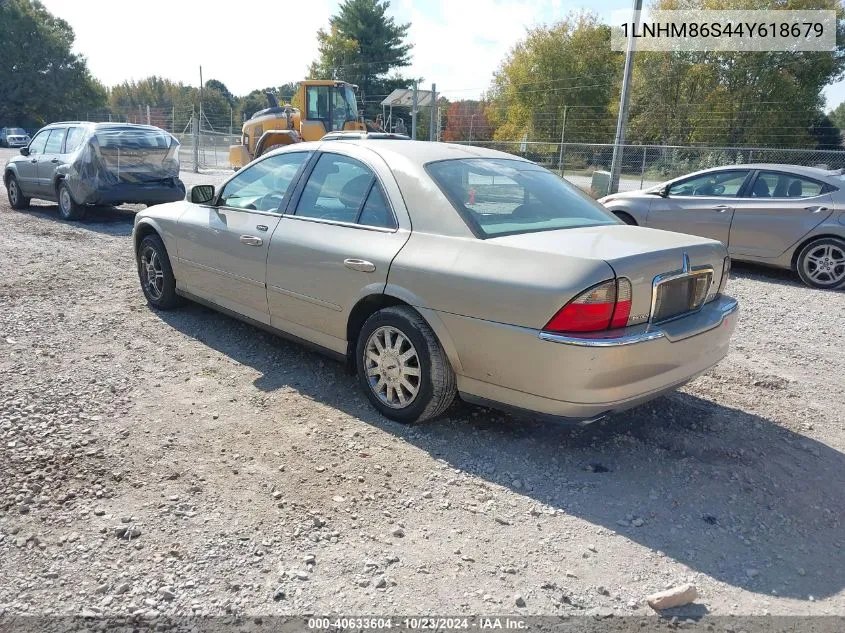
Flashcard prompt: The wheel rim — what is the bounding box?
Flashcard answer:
[803,243,845,286]
[60,188,72,216]
[363,325,421,409]
[9,180,18,205]
[140,246,165,300]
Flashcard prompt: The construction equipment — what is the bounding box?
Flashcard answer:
[228,80,383,170]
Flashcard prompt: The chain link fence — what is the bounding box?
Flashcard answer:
[453,141,845,197]
[173,130,236,172]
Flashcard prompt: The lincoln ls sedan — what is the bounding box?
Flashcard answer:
[598,164,845,290]
[132,140,738,424]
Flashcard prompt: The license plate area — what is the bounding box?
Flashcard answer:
[652,270,712,324]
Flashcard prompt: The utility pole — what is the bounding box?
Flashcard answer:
[192,106,199,174]
[172,106,176,133]
[557,105,568,175]
[411,81,418,140]
[609,0,642,194]
[429,83,437,141]
[469,113,475,144]
[198,66,204,162]
[146,105,151,126]
[229,105,233,136]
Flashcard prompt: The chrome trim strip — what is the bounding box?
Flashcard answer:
[539,297,738,347]
[177,258,265,288]
[267,284,343,312]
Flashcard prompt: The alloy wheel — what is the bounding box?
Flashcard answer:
[9,180,19,206]
[363,325,421,409]
[802,243,845,286]
[140,246,165,301]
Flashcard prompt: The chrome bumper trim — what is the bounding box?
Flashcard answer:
[539,297,738,347]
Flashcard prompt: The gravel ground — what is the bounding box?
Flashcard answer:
[1,148,844,619]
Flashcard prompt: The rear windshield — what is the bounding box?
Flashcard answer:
[426,158,617,238]
[95,128,176,149]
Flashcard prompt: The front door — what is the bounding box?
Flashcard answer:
[266,151,410,351]
[16,130,50,196]
[176,150,313,324]
[729,170,835,259]
[647,170,750,246]
[37,127,67,197]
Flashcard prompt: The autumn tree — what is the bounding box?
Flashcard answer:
[443,101,492,142]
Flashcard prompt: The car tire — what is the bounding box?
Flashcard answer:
[6,174,30,210]
[796,237,845,290]
[614,211,637,225]
[356,305,456,424]
[137,234,179,310]
[57,181,86,221]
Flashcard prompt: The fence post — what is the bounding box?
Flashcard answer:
[640,145,648,188]
[146,105,151,126]
[192,108,199,174]
[557,105,568,177]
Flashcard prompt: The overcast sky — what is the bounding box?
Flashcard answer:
[39,0,845,108]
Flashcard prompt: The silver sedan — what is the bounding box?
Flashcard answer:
[132,140,738,424]
[599,164,845,289]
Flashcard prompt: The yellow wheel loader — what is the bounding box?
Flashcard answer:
[228,80,383,170]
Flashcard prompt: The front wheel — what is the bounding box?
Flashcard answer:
[356,306,456,424]
[6,174,30,210]
[796,237,845,289]
[58,181,86,220]
[137,234,179,309]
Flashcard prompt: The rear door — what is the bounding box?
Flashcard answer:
[729,170,835,259]
[646,169,751,246]
[176,150,313,325]
[15,130,49,195]
[37,127,67,197]
[266,148,410,351]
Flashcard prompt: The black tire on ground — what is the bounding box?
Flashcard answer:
[355,305,457,424]
[614,211,637,225]
[137,234,180,310]
[57,181,86,220]
[6,174,30,210]
[795,236,845,290]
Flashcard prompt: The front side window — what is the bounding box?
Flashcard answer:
[27,130,50,154]
[667,171,749,197]
[43,128,66,154]
[751,171,825,198]
[218,151,311,212]
[427,158,616,238]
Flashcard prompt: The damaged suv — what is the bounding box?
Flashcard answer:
[4,122,186,220]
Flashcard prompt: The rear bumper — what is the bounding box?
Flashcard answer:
[445,295,738,421]
[81,180,186,205]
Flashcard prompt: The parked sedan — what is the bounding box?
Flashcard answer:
[132,140,738,424]
[598,164,845,289]
[0,127,31,148]
[4,121,186,220]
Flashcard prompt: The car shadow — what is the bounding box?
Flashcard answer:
[17,202,138,237]
[155,302,845,601]
[730,261,806,288]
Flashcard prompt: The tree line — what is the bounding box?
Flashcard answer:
[3,0,845,150]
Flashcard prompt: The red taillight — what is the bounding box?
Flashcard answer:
[543,279,633,334]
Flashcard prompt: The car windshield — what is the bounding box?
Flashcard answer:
[8,128,27,136]
[426,158,618,238]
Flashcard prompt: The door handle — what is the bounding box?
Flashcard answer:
[239,235,263,246]
[50,158,59,163]
[805,206,828,213]
[30,159,37,163]
[712,204,731,212]
[344,258,376,273]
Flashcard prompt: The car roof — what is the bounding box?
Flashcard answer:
[306,139,536,168]
[705,163,840,179]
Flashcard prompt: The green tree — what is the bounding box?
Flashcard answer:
[0,0,106,128]
[811,112,842,149]
[308,0,413,116]
[828,101,845,129]
[486,12,622,143]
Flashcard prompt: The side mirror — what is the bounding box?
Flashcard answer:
[19,147,30,156]
[658,186,669,198]
[188,184,215,204]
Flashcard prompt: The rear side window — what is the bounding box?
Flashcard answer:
[295,154,381,225]
[426,158,616,238]
[44,128,66,154]
[64,127,86,154]
[751,171,826,198]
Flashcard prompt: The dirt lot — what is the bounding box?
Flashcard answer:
[1,148,844,620]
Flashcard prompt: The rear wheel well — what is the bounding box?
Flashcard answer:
[346,294,409,365]
[790,234,845,270]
